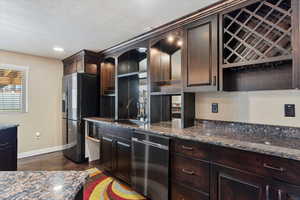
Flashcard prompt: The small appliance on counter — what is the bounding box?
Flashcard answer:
[62,73,98,163]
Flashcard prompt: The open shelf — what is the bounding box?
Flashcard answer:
[117,48,148,121]
[150,94,182,124]
[100,57,116,118]
[117,72,139,78]
[150,30,183,93]
[223,60,292,91]
[222,0,292,67]
[102,93,115,97]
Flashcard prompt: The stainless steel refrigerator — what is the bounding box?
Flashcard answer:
[62,73,98,163]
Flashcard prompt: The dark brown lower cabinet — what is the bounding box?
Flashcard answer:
[115,139,131,184]
[101,135,114,172]
[211,165,268,200]
[272,181,300,200]
[98,123,132,185]
[171,182,209,200]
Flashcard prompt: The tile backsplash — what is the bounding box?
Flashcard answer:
[195,90,300,128]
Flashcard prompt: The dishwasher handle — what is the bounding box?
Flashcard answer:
[132,137,169,150]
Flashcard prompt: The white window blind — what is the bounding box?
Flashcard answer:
[0,67,28,113]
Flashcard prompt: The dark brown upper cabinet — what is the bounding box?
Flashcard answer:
[183,14,219,92]
[220,0,300,91]
[63,50,100,76]
[149,30,183,95]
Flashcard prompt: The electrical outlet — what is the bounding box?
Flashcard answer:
[212,103,218,113]
[284,104,295,117]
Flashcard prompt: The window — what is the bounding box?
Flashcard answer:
[0,65,28,113]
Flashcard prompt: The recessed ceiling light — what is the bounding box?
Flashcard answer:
[177,40,183,47]
[167,35,174,43]
[53,46,64,52]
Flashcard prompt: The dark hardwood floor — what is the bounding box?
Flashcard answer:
[18,151,100,171]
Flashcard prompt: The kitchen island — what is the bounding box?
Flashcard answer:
[0,171,88,200]
[0,124,18,171]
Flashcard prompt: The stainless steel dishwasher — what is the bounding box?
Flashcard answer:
[131,130,170,200]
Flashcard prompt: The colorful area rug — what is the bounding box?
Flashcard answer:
[84,168,146,200]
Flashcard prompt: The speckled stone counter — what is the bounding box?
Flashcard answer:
[84,117,300,162]
[0,171,88,200]
[0,124,18,131]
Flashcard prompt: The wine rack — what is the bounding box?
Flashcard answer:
[222,0,292,67]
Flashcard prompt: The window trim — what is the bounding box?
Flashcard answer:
[0,64,29,114]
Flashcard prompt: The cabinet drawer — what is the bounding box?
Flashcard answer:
[211,145,300,185]
[171,154,210,194]
[262,155,300,185]
[171,182,209,200]
[211,145,264,174]
[171,138,210,160]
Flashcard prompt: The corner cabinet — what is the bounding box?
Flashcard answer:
[183,14,219,92]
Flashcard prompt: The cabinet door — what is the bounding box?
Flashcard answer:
[183,14,218,92]
[273,181,300,200]
[0,146,17,171]
[115,139,131,184]
[64,61,77,75]
[211,165,268,200]
[100,136,114,172]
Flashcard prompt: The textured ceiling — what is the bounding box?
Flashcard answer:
[0,0,220,59]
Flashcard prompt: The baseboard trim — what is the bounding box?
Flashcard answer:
[18,145,68,159]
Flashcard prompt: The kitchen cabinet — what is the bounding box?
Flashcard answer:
[171,137,300,200]
[211,164,268,200]
[115,139,131,184]
[0,126,17,171]
[100,135,114,172]
[272,181,300,200]
[95,122,132,184]
[63,50,100,76]
[183,14,218,92]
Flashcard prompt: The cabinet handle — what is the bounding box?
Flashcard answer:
[181,145,193,151]
[102,137,113,142]
[182,168,195,175]
[278,189,282,200]
[263,163,285,172]
[117,141,130,148]
[266,185,270,200]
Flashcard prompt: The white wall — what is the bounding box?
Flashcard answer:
[0,50,63,153]
[196,90,300,127]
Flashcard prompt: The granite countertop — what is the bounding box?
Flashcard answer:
[84,117,300,162]
[0,171,89,200]
[0,124,19,131]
